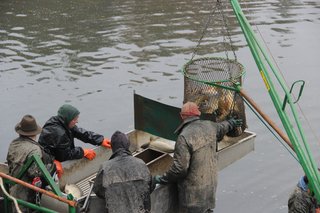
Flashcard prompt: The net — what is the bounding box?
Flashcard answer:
[182,57,247,136]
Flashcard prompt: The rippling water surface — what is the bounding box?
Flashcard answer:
[1,0,320,212]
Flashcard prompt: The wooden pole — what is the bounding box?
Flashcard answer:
[239,88,295,151]
[0,172,77,207]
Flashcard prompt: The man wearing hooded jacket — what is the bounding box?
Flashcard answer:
[39,104,111,164]
[93,131,154,213]
[154,102,242,213]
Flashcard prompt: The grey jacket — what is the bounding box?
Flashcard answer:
[7,136,54,178]
[160,116,233,213]
[93,149,153,213]
[6,136,54,212]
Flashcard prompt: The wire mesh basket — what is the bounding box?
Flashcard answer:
[182,57,247,136]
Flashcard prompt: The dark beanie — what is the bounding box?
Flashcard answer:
[57,104,80,125]
[111,131,130,152]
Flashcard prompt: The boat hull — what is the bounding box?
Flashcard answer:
[53,129,256,213]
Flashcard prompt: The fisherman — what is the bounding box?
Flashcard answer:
[288,175,320,213]
[39,104,111,161]
[153,102,242,213]
[93,131,154,213]
[6,115,56,213]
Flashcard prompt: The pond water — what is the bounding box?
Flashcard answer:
[1,0,320,212]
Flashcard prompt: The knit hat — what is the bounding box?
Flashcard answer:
[57,104,80,125]
[180,102,201,117]
[111,131,130,152]
[15,115,42,136]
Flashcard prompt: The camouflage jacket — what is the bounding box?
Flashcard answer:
[288,186,318,213]
[7,136,54,179]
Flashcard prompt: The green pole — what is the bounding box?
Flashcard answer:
[3,180,12,213]
[229,0,320,201]
[16,199,58,213]
[67,193,77,213]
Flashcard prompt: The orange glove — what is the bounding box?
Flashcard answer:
[83,149,96,160]
[316,208,320,213]
[101,138,111,149]
[53,160,63,178]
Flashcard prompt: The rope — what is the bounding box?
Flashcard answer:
[0,177,22,213]
[234,1,320,170]
[242,97,299,162]
[191,0,220,61]
[247,3,320,150]
[217,0,237,61]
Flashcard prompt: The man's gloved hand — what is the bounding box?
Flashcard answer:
[153,175,162,185]
[83,149,96,160]
[227,117,243,128]
[101,138,111,149]
[53,160,63,178]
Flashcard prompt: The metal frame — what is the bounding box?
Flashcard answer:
[1,155,77,213]
[230,0,320,201]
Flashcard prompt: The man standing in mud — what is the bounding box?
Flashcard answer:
[153,102,242,213]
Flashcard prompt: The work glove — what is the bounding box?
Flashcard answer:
[153,175,162,185]
[101,138,111,149]
[227,117,243,128]
[83,149,96,160]
[53,160,63,178]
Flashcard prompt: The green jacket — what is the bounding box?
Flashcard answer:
[6,136,54,212]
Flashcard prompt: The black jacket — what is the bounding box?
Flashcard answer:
[38,116,103,161]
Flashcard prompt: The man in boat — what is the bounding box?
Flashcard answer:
[288,175,320,213]
[38,104,111,168]
[6,115,56,213]
[153,102,242,213]
[93,130,154,213]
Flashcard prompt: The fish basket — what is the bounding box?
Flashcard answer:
[182,57,247,136]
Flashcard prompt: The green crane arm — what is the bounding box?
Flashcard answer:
[229,0,320,201]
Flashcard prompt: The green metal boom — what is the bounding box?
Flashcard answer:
[229,0,320,201]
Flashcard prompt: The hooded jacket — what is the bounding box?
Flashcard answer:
[159,116,233,213]
[93,131,153,213]
[38,116,103,161]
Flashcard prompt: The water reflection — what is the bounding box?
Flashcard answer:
[0,0,319,100]
[1,0,256,83]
